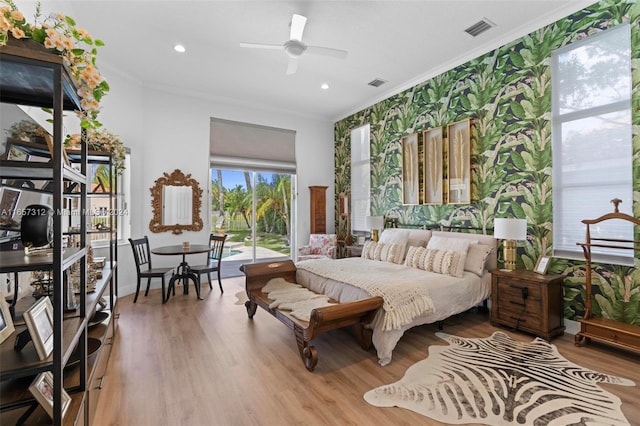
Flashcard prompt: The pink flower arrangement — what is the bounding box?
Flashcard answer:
[0,0,108,130]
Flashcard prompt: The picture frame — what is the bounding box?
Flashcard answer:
[0,186,21,219]
[422,127,443,205]
[23,297,54,360]
[0,292,15,345]
[534,256,551,275]
[28,371,71,419]
[401,133,419,205]
[446,119,471,204]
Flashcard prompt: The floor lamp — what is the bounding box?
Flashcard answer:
[494,218,527,271]
[366,215,385,242]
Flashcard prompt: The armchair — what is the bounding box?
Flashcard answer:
[297,234,337,261]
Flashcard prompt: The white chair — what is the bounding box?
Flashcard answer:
[297,234,337,261]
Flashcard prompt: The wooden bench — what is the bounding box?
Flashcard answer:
[242,260,383,371]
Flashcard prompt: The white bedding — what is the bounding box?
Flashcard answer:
[294,229,495,366]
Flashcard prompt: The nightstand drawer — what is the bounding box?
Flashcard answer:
[497,280,541,300]
[494,304,542,330]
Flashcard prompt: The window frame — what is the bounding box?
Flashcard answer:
[350,124,371,233]
[551,23,633,265]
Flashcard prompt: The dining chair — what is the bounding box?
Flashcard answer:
[190,233,227,293]
[128,236,174,303]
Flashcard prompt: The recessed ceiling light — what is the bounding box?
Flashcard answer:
[321,83,329,90]
[174,44,186,53]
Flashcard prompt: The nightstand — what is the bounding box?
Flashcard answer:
[490,269,566,341]
[345,245,363,257]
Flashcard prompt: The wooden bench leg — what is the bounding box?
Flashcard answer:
[245,299,258,319]
[294,325,318,371]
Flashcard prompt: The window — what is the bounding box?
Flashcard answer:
[551,23,632,264]
[351,125,370,232]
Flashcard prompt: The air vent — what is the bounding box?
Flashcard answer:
[465,18,495,37]
[368,78,387,88]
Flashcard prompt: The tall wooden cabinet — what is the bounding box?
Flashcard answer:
[0,37,116,425]
[309,186,327,234]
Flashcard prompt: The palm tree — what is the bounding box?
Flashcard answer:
[92,164,111,192]
[225,185,252,229]
[216,169,224,216]
[256,174,291,241]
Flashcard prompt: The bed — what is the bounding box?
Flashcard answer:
[295,229,497,366]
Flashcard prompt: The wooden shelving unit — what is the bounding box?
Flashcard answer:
[0,36,118,425]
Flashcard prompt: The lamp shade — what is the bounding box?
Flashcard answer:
[365,215,385,229]
[493,218,527,240]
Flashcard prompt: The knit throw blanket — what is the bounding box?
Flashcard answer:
[296,258,435,331]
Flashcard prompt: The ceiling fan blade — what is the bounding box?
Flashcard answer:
[286,57,298,75]
[306,45,348,59]
[239,42,284,50]
[290,14,307,41]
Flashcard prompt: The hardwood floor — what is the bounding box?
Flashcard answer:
[94,277,640,425]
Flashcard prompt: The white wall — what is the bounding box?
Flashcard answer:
[96,70,334,296]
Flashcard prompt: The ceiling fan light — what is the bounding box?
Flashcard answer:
[284,40,306,58]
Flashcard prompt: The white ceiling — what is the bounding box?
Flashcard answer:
[20,0,597,121]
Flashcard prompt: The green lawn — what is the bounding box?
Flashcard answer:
[226,230,290,255]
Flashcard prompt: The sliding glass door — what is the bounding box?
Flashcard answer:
[211,168,294,273]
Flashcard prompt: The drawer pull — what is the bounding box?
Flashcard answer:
[508,285,529,299]
[510,316,526,323]
[509,301,525,307]
[97,376,105,390]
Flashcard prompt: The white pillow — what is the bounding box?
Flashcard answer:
[465,244,494,276]
[379,228,411,244]
[427,235,475,254]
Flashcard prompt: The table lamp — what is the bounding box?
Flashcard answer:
[365,215,385,242]
[494,218,527,271]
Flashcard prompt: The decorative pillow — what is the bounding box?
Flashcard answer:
[385,243,406,264]
[427,235,476,254]
[422,248,467,278]
[404,246,424,268]
[464,243,494,276]
[361,240,377,259]
[362,241,406,264]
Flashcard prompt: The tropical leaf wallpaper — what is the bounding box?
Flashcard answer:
[334,0,640,324]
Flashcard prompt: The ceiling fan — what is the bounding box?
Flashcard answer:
[240,13,348,75]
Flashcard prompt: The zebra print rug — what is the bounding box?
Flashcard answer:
[364,332,635,425]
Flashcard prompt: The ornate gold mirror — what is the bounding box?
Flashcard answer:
[149,169,203,235]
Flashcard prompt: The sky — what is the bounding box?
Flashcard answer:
[210,169,275,190]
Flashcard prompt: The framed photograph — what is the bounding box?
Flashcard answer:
[0,186,21,219]
[29,371,71,419]
[23,297,54,360]
[401,133,419,205]
[534,256,551,275]
[446,119,471,204]
[422,127,443,204]
[0,292,15,344]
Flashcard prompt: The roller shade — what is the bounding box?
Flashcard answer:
[210,117,296,174]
